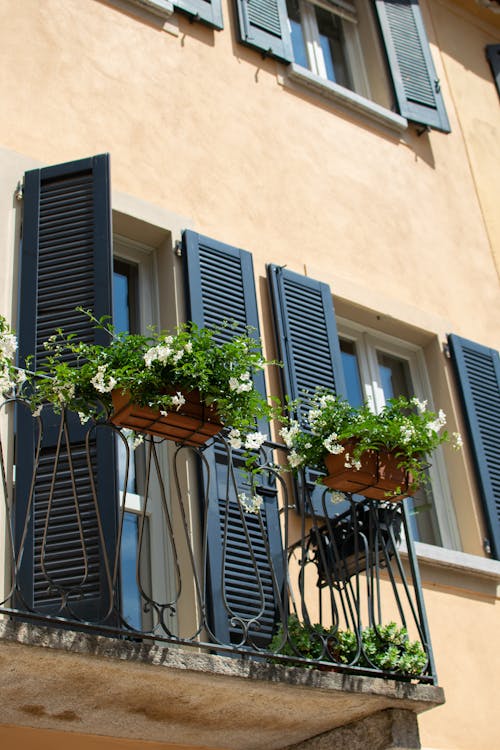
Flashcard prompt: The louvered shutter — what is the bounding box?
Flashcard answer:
[486,45,500,98]
[374,0,450,132]
[174,0,223,28]
[16,155,118,620]
[448,334,500,560]
[184,230,283,646]
[267,265,347,517]
[234,0,293,63]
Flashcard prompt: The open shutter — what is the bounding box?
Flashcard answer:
[184,230,283,646]
[127,0,223,29]
[374,0,450,132]
[448,334,500,560]
[267,265,347,517]
[174,0,223,28]
[234,0,293,63]
[486,45,500,98]
[16,155,118,621]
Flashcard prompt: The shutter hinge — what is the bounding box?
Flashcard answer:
[15,181,24,201]
[442,342,451,359]
[483,537,492,556]
[435,78,441,94]
[174,240,182,257]
[416,124,431,137]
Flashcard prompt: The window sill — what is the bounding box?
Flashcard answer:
[125,0,174,18]
[400,540,500,584]
[285,64,408,135]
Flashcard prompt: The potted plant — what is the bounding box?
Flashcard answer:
[28,309,280,447]
[280,390,462,500]
[269,614,428,677]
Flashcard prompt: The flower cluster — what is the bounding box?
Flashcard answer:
[0,316,25,396]
[28,310,280,441]
[280,390,461,492]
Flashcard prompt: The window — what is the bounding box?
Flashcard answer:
[338,322,459,548]
[235,0,450,132]
[286,0,370,97]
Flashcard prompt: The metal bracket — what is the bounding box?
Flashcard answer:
[15,181,23,201]
[442,342,451,359]
[174,240,182,257]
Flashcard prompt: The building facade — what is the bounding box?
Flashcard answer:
[0,0,499,748]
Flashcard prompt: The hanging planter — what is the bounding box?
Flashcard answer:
[323,441,413,502]
[110,388,221,446]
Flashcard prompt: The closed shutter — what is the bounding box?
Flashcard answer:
[448,334,500,560]
[267,265,347,517]
[486,45,500,98]
[184,230,283,646]
[234,0,293,63]
[16,154,118,620]
[374,0,450,132]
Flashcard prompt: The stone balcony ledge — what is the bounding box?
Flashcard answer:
[0,619,444,750]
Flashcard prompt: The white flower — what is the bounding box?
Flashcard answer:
[330,491,346,505]
[172,349,184,363]
[288,449,304,468]
[16,368,27,384]
[238,491,263,515]
[426,410,446,435]
[228,428,242,450]
[279,421,300,448]
[171,392,186,411]
[240,371,251,382]
[323,434,344,454]
[452,432,463,450]
[156,345,172,363]
[90,365,117,394]
[229,377,239,392]
[319,394,336,409]
[0,332,17,359]
[126,432,144,450]
[411,397,428,413]
[78,411,91,425]
[184,341,193,353]
[32,405,43,418]
[144,347,157,367]
[244,431,267,450]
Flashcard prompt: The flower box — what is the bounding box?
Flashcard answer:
[110,388,222,446]
[323,441,413,502]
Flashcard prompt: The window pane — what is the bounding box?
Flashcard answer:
[287,0,309,70]
[340,339,364,407]
[113,271,130,334]
[121,512,152,630]
[377,351,412,400]
[315,6,352,89]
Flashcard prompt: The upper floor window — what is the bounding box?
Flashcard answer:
[286,0,369,97]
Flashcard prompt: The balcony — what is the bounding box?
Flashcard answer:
[0,399,444,749]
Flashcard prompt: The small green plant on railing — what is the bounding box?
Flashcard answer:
[269,615,427,677]
[280,390,463,492]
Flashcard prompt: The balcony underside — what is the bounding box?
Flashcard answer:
[0,620,443,750]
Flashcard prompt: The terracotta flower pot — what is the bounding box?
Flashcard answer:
[323,441,413,502]
[110,388,221,446]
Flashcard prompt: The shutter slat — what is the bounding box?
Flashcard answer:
[235,0,293,63]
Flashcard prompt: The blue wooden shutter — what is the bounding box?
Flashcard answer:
[174,0,223,28]
[234,0,293,63]
[448,334,500,560]
[374,0,450,132]
[184,230,283,646]
[486,45,500,99]
[16,155,118,620]
[267,265,347,517]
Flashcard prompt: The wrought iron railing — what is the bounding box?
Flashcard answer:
[0,396,436,684]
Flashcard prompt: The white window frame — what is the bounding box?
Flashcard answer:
[338,318,462,551]
[290,0,371,99]
[113,236,177,633]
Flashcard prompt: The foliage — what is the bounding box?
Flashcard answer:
[280,390,462,493]
[23,309,281,440]
[269,615,427,676]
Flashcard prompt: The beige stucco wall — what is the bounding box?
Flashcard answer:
[0,1,499,748]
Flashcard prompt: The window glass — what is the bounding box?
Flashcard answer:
[288,0,309,69]
[340,339,364,407]
[315,5,351,88]
[377,351,411,400]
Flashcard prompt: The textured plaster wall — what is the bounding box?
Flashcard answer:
[0,0,498,347]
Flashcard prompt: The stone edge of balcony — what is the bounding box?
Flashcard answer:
[0,617,444,711]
